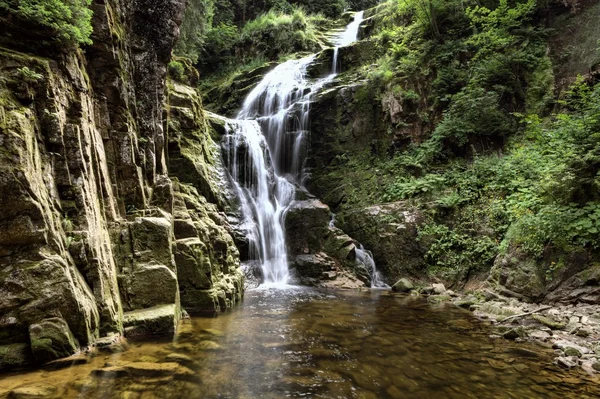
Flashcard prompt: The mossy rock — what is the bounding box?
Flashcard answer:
[29,318,79,364]
[532,315,567,330]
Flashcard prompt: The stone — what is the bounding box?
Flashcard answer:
[164,353,198,369]
[392,278,414,293]
[43,353,89,370]
[9,383,57,399]
[123,304,178,340]
[503,328,526,340]
[127,264,179,310]
[427,295,451,304]
[28,318,79,364]
[575,328,591,337]
[529,330,551,341]
[454,299,478,309]
[95,335,129,353]
[564,347,583,357]
[197,341,221,351]
[432,283,446,294]
[131,217,174,268]
[0,343,33,371]
[556,356,579,369]
[532,315,567,330]
[123,362,197,381]
[92,366,129,378]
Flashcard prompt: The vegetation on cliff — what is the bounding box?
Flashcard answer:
[311,0,600,284]
[0,0,93,45]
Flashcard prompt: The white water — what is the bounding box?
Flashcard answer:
[224,12,367,286]
[332,11,365,74]
[355,246,389,288]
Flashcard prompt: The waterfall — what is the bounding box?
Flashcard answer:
[223,12,366,287]
[332,11,365,74]
[355,246,389,288]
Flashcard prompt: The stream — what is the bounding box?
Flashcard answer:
[1,288,598,398]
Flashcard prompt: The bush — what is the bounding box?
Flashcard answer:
[238,7,321,61]
[0,0,93,45]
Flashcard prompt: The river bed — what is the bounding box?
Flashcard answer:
[1,288,598,398]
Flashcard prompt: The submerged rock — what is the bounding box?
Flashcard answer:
[9,383,57,399]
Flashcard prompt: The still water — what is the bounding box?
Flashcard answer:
[1,288,598,399]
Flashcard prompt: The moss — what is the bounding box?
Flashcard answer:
[531,315,567,330]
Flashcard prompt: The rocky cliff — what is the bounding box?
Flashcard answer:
[0,0,242,370]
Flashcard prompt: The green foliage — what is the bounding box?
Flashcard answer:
[0,0,93,45]
[418,222,499,277]
[175,0,215,63]
[168,61,185,81]
[238,7,320,61]
[384,174,445,200]
[17,66,43,82]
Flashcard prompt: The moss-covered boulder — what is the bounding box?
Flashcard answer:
[29,318,79,364]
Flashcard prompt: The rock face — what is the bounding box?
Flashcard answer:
[0,0,242,370]
[339,202,425,284]
[284,199,368,288]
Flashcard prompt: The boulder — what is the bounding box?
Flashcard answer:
[0,343,33,371]
[127,264,179,310]
[432,283,446,295]
[392,278,414,293]
[131,217,174,269]
[9,383,57,399]
[28,318,79,364]
[338,203,425,284]
[123,304,178,340]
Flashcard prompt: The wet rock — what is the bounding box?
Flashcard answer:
[197,341,221,351]
[334,203,425,283]
[529,330,551,341]
[392,278,414,293]
[564,347,583,357]
[123,362,197,381]
[123,304,178,340]
[92,366,129,378]
[427,295,451,304]
[556,356,579,369]
[43,353,89,370]
[8,383,57,399]
[201,329,224,337]
[575,328,591,337]
[503,328,527,340]
[95,335,129,353]
[29,318,79,364]
[0,343,33,371]
[164,353,198,369]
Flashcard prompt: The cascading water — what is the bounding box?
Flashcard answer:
[355,246,389,288]
[223,11,368,287]
[332,11,365,74]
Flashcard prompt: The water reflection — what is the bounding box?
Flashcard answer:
[0,288,598,398]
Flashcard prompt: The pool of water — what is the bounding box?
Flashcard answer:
[1,288,598,398]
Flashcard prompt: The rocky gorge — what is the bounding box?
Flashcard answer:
[1,0,600,397]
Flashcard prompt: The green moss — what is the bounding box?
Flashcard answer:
[532,315,566,330]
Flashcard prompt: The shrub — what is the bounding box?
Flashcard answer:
[0,0,93,45]
[17,66,43,82]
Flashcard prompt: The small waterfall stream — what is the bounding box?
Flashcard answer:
[332,11,365,73]
[224,12,370,286]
